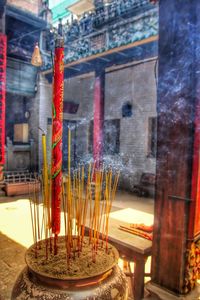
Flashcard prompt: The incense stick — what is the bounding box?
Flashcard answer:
[38,126,121,263]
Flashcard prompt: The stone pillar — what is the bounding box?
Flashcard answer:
[146,1,200,299]
[27,74,52,171]
[93,70,105,168]
[38,74,52,171]
[0,0,6,34]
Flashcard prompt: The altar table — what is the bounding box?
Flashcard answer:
[100,208,153,300]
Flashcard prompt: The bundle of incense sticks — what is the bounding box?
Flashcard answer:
[62,163,120,263]
[29,134,52,259]
[119,225,153,241]
[28,174,44,258]
[130,223,153,233]
[29,131,120,262]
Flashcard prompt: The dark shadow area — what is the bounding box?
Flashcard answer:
[0,232,27,300]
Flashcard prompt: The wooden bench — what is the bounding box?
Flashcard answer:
[133,172,155,197]
[4,180,40,196]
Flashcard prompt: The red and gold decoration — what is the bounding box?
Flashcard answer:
[0,34,7,168]
[51,37,64,246]
[184,240,200,293]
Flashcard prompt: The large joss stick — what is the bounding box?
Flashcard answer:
[51,37,64,249]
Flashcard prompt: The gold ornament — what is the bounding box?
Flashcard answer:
[31,43,42,67]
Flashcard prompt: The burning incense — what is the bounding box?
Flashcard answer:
[41,133,51,258]
[32,125,120,266]
[68,128,71,178]
[42,133,51,231]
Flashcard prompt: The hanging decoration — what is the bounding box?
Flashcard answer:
[31,42,43,67]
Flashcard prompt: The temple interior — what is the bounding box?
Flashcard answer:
[0,1,200,300]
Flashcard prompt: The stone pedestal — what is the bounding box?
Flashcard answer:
[12,265,128,300]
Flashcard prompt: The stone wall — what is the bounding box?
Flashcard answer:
[37,58,157,191]
[36,74,95,170]
[6,93,24,141]
[5,92,38,171]
[64,75,95,163]
[105,59,157,190]
[36,75,52,169]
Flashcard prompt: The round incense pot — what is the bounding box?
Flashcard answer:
[12,236,128,300]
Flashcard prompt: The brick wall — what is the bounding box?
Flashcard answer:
[105,59,157,190]
[36,74,94,170]
[5,92,39,171]
[37,59,157,191]
[36,75,52,169]
[7,0,39,15]
[64,75,94,163]
[27,97,39,171]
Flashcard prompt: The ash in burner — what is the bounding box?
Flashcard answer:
[26,236,118,280]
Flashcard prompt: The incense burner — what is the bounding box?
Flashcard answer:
[12,236,128,300]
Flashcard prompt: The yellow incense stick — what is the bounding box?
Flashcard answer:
[68,128,71,178]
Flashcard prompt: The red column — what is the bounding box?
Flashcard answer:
[188,99,200,238]
[150,0,200,296]
[51,37,64,239]
[93,71,105,169]
[0,34,6,179]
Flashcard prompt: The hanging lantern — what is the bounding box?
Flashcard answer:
[31,42,42,67]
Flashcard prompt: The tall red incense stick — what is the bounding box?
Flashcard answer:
[51,37,64,252]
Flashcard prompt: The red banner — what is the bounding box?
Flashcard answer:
[51,38,64,236]
[0,34,6,166]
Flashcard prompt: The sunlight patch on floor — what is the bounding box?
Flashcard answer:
[0,199,66,248]
[0,199,33,248]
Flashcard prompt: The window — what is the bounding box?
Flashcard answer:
[122,102,132,118]
[148,117,157,158]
